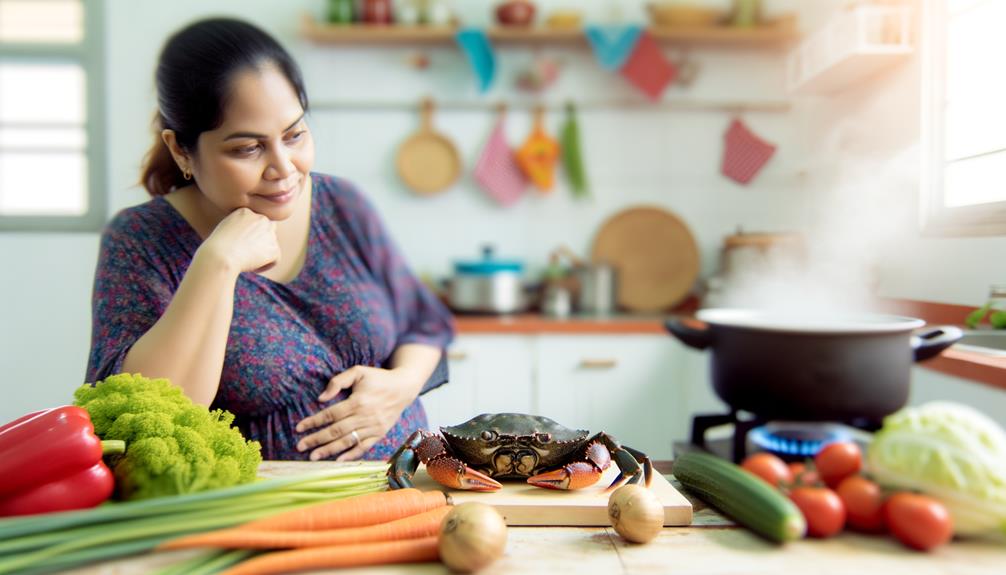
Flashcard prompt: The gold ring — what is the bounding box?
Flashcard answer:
[350,430,361,447]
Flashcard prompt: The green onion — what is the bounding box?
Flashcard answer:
[186,549,257,575]
[0,462,389,574]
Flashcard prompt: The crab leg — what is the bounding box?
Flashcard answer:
[386,430,432,489]
[425,454,503,492]
[527,433,653,491]
[418,435,502,491]
[604,442,654,491]
[527,439,611,490]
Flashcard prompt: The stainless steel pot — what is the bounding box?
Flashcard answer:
[550,245,618,315]
[574,262,617,315]
[448,247,527,314]
[666,309,963,422]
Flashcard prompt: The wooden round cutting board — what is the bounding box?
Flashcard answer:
[396,98,461,196]
[591,206,700,312]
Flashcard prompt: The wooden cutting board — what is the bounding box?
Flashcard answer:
[410,464,692,527]
[591,206,700,312]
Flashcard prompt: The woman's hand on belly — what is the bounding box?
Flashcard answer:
[294,365,422,461]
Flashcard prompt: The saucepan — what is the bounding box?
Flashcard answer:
[447,246,528,314]
[666,309,963,422]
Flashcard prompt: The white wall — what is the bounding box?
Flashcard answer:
[1,0,1003,425]
[0,0,805,419]
[797,0,1006,306]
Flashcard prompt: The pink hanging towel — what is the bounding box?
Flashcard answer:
[474,116,528,206]
[722,118,777,185]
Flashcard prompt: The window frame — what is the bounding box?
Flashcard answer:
[920,0,1006,236]
[0,0,106,233]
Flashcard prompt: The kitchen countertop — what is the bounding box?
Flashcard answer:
[69,461,1006,575]
[453,313,672,335]
[453,298,1006,393]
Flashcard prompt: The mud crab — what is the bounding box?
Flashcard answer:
[387,413,653,492]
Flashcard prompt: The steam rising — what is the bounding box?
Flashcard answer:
[710,146,918,316]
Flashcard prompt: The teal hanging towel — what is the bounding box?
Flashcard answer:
[455,27,496,93]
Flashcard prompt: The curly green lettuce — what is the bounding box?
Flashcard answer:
[74,373,262,501]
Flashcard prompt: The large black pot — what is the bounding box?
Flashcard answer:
[666,309,962,422]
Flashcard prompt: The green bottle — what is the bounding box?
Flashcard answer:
[328,0,355,24]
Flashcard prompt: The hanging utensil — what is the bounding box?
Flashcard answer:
[560,101,588,197]
[396,98,461,196]
[515,104,560,192]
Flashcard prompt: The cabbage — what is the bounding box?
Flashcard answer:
[867,401,1006,537]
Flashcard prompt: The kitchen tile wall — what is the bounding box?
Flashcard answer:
[3,0,1006,424]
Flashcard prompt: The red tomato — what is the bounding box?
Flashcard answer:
[814,442,862,488]
[884,493,953,551]
[789,487,846,538]
[787,462,821,487]
[741,453,793,488]
[836,475,885,532]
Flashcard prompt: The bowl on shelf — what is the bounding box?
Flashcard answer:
[496,0,537,27]
[545,9,583,30]
[647,2,726,28]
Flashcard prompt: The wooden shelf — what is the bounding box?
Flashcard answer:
[786,5,913,94]
[301,17,798,48]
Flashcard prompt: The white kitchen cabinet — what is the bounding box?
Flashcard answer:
[421,335,534,431]
[534,335,686,460]
[421,333,689,461]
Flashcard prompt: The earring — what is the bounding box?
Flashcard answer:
[183,169,192,181]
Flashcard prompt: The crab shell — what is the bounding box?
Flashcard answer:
[440,413,590,479]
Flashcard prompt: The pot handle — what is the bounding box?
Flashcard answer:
[911,326,964,362]
[665,317,714,350]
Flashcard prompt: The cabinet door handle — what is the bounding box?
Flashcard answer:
[447,351,469,361]
[578,358,618,369]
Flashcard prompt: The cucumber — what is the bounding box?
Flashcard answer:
[674,451,806,543]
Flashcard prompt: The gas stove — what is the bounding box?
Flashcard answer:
[674,411,878,463]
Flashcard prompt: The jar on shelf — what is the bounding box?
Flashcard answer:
[361,0,395,24]
[327,0,355,24]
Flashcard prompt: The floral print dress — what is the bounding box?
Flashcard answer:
[86,173,455,460]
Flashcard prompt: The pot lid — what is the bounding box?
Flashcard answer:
[696,308,925,334]
[454,246,524,275]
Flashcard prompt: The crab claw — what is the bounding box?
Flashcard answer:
[426,456,502,492]
[527,462,602,490]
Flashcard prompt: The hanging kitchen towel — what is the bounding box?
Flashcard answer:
[474,111,527,207]
[560,102,589,197]
[456,27,496,93]
[721,118,777,185]
[584,24,643,71]
[516,106,561,192]
[619,32,678,101]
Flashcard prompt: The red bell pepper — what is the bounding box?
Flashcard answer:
[0,406,124,517]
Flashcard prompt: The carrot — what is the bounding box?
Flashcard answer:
[158,506,451,550]
[218,536,439,575]
[236,488,448,532]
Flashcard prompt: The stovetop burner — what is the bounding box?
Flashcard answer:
[678,411,880,463]
[748,423,853,459]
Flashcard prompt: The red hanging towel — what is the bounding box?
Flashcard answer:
[722,118,777,185]
[619,32,677,101]
[474,113,527,207]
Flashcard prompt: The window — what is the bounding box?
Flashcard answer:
[0,0,105,232]
[922,0,1006,235]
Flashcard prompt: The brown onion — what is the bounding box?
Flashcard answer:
[607,484,664,543]
[438,502,508,572]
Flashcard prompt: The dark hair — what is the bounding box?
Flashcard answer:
[140,18,309,196]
